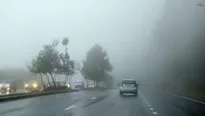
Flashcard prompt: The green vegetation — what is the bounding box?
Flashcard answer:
[60,37,75,87]
[82,44,113,88]
[27,39,75,89]
[27,39,114,90]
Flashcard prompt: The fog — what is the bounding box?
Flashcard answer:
[142,0,205,92]
[0,0,164,74]
[1,0,205,91]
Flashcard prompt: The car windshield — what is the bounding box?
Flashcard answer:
[1,0,205,116]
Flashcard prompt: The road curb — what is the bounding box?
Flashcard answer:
[0,89,79,103]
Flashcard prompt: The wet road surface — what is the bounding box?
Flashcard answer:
[0,87,205,116]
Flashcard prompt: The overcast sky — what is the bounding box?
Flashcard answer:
[0,0,165,74]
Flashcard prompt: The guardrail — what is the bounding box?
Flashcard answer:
[80,87,110,90]
[0,93,25,98]
[0,89,79,102]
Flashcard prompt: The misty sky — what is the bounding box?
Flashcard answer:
[0,0,165,74]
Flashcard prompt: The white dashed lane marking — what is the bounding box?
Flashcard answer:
[139,91,149,104]
[150,108,154,110]
[153,112,158,115]
[139,91,159,115]
[64,105,76,110]
[91,97,96,99]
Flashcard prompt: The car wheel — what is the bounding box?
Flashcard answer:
[120,92,123,96]
[134,92,138,97]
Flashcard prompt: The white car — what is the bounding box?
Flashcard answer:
[119,79,138,96]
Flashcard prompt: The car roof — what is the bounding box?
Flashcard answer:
[122,79,136,83]
[122,79,136,81]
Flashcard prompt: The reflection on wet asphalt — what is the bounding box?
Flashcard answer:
[0,87,205,116]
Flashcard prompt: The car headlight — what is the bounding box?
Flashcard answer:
[25,84,28,87]
[67,84,70,88]
[7,87,10,90]
[33,83,37,88]
[6,84,10,87]
[0,84,2,88]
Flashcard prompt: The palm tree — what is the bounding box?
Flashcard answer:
[62,37,69,47]
[62,37,71,87]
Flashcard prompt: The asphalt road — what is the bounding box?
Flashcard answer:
[0,87,205,116]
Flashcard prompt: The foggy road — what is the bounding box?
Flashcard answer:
[0,87,205,116]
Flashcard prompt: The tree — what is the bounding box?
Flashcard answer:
[62,37,69,47]
[104,73,114,88]
[42,40,60,87]
[29,40,60,87]
[28,39,75,89]
[82,44,113,87]
[60,37,75,87]
[37,50,52,85]
[27,57,46,89]
[81,60,89,87]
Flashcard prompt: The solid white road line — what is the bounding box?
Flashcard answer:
[139,91,149,104]
[64,105,76,110]
[153,112,158,115]
[91,97,96,99]
[150,108,154,110]
[162,91,205,105]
